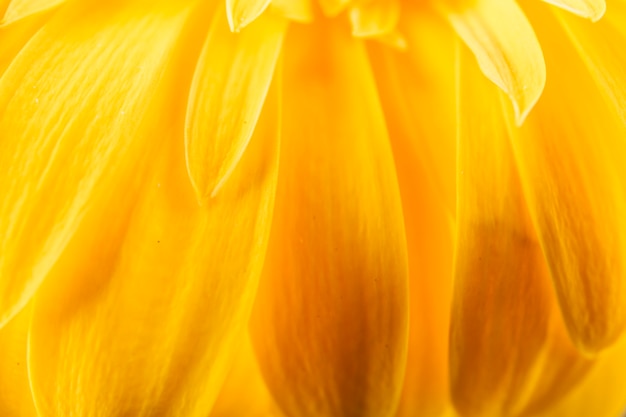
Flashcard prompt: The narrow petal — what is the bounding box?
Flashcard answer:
[251,21,409,417]
[368,11,455,417]
[211,334,284,417]
[451,45,591,417]
[28,76,280,416]
[349,0,400,38]
[0,2,201,329]
[1,0,63,25]
[185,6,285,203]
[510,2,626,353]
[270,0,313,22]
[0,307,37,416]
[445,0,545,124]
[542,0,605,21]
[226,0,271,32]
[367,10,456,216]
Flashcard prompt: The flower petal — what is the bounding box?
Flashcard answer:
[28,74,280,416]
[250,21,409,417]
[185,6,284,203]
[542,0,605,21]
[226,0,271,32]
[0,307,37,416]
[451,45,591,417]
[1,0,63,25]
[349,0,400,38]
[0,2,201,329]
[445,0,546,124]
[510,3,626,353]
[270,0,313,22]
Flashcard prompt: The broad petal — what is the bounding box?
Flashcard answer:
[445,0,545,124]
[251,21,409,417]
[270,0,313,22]
[1,0,64,25]
[451,45,591,417]
[185,6,285,203]
[28,77,280,417]
[349,0,400,38]
[0,307,37,416]
[0,2,200,330]
[511,2,626,353]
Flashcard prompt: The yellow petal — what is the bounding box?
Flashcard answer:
[0,2,203,329]
[1,0,63,25]
[226,0,271,32]
[318,0,350,17]
[445,0,546,124]
[349,0,400,38]
[0,306,37,417]
[185,6,284,203]
[270,0,313,22]
[542,0,605,21]
[211,334,284,417]
[368,12,455,417]
[367,10,456,216]
[451,45,591,417]
[251,21,409,417]
[0,8,52,77]
[510,2,626,353]
[28,71,280,417]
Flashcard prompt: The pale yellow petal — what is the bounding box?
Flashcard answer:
[185,6,284,203]
[251,21,408,417]
[0,306,37,417]
[451,44,590,417]
[445,0,545,124]
[349,0,400,38]
[0,2,203,329]
[542,0,605,21]
[270,0,313,22]
[0,8,52,77]
[226,0,271,32]
[1,0,63,25]
[510,2,626,353]
[28,74,280,417]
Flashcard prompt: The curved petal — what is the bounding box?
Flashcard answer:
[0,2,201,330]
[226,0,270,32]
[542,0,605,21]
[270,0,312,22]
[511,2,626,353]
[250,21,409,417]
[28,77,280,416]
[349,0,400,38]
[0,306,37,417]
[1,0,64,25]
[445,0,545,124]
[185,5,285,203]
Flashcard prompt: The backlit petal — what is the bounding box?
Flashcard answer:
[451,45,591,417]
[510,3,626,353]
[270,0,313,22]
[1,0,63,25]
[251,21,409,417]
[542,0,605,21]
[226,0,270,32]
[445,0,545,124]
[0,2,200,329]
[28,76,280,417]
[349,0,400,38]
[185,6,284,203]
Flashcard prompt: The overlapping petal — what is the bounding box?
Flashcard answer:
[251,21,409,417]
[1,0,63,25]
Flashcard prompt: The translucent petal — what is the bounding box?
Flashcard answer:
[0,2,198,330]
[349,0,399,38]
[251,21,409,417]
[270,0,313,22]
[1,0,63,25]
[0,8,52,77]
[226,0,271,32]
[28,77,280,417]
[446,0,545,124]
[542,0,605,21]
[185,6,284,203]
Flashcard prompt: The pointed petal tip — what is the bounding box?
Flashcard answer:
[226,0,271,32]
[542,0,606,22]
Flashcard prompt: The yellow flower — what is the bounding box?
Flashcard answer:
[1,0,626,416]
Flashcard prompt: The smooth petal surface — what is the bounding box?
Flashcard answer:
[1,0,63,25]
[349,0,400,38]
[28,78,280,416]
[451,45,590,417]
[0,2,200,330]
[542,0,605,21]
[511,3,626,353]
[0,307,37,416]
[270,0,312,22]
[251,21,409,417]
[368,11,455,417]
[185,6,284,203]
[226,0,270,32]
[445,0,545,124]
